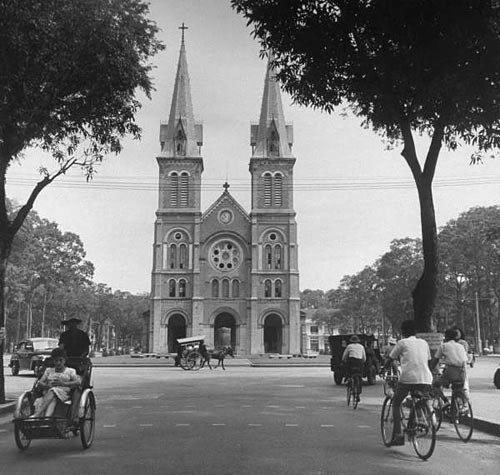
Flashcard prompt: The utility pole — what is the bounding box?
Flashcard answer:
[475,291,482,355]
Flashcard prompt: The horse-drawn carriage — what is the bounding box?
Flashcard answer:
[176,335,206,371]
[12,356,96,450]
[176,335,234,370]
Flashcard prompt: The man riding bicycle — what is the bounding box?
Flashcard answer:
[384,320,433,446]
[430,328,469,413]
[342,335,366,400]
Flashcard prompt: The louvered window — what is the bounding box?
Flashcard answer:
[264,173,272,206]
[170,173,178,206]
[274,245,282,269]
[222,279,230,298]
[179,172,189,207]
[179,279,186,297]
[264,279,272,298]
[169,244,177,269]
[168,279,176,297]
[274,174,283,206]
[179,244,187,269]
[265,245,272,270]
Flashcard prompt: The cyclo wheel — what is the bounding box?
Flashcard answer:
[80,391,96,449]
[410,402,436,460]
[453,398,473,442]
[380,396,394,447]
[14,393,33,450]
[346,379,352,406]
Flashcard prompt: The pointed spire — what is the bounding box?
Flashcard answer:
[159,24,202,157]
[251,55,293,158]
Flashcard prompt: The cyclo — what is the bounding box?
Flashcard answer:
[12,356,96,450]
[176,335,206,371]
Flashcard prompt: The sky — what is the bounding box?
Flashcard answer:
[6,0,500,295]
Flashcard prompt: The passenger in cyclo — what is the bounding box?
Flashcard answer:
[430,328,469,414]
[341,335,366,395]
[31,348,81,418]
[58,317,92,420]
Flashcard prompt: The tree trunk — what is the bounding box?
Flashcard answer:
[412,178,439,332]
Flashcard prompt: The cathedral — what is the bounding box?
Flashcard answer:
[148,32,300,355]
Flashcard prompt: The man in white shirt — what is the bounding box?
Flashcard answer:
[386,320,433,446]
[342,335,366,397]
[431,328,469,408]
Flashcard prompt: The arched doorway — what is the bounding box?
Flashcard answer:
[264,314,282,353]
[214,313,236,349]
[168,314,186,352]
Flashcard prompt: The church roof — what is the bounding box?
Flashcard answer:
[202,183,250,223]
[159,30,202,157]
[251,56,293,158]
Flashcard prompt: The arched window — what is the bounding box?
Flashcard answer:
[263,172,272,206]
[212,279,219,298]
[169,172,178,206]
[179,244,187,269]
[169,244,177,269]
[232,279,240,298]
[222,279,230,298]
[265,244,272,270]
[179,279,186,298]
[274,245,282,270]
[175,127,186,156]
[168,279,176,297]
[264,279,272,298]
[274,173,283,206]
[275,280,282,298]
[179,172,189,207]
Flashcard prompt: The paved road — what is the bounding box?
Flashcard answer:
[0,367,499,475]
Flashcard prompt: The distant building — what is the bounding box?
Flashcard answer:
[148,32,300,355]
[300,309,338,354]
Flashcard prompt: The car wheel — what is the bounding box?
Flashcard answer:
[11,363,19,376]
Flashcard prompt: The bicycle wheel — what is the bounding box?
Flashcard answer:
[453,398,473,442]
[431,396,443,431]
[380,396,394,447]
[410,403,436,460]
[80,391,96,449]
[346,380,352,406]
[352,377,360,409]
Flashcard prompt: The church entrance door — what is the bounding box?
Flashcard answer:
[264,314,282,353]
[168,314,186,352]
[214,313,236,350]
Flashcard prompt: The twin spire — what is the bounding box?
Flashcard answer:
[160,26,293,159]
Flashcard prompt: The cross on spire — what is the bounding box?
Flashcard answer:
[179,23,188,44]
[223,182,230,192]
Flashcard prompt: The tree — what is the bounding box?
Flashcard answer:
[300,289,326,309]
[0,0,163,402]
[232,0,500,332]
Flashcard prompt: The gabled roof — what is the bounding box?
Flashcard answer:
[202,185,250,223]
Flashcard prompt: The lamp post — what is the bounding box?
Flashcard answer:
[474,291,482,355]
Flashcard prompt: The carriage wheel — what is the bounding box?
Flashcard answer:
[14,393,33,450]
[180,355,195,370]
[80,391,96,449]
[14,423,31,450]
[188,350,202,371]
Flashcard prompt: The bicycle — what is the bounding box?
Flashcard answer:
[381,375,436,460]
[346,371,362,409]
[431,380,473,442]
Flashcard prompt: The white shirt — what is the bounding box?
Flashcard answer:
[389,336,433,385]
[435,340,468,367]
[342,343,366,362]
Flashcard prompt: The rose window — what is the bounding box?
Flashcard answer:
[210,240,241,271]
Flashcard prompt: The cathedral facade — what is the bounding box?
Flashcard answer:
[149,35,300,355]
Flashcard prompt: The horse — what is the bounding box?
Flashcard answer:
[200,346,234,370]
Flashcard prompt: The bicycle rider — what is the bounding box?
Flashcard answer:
[342,335,366,400]
[430,328,469,413]
[384,320,433,446]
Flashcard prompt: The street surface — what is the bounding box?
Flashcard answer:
[0,366,499,475]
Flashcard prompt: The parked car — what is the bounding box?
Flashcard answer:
[9,337,59,376]
[328,334,383,386]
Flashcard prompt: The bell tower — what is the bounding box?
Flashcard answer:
[248,57,300,354]
[150,25,204,353]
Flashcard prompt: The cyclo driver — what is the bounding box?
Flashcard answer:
[58,317,91,421]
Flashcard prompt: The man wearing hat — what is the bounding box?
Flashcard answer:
[342,335,367,397]
[59,317,91,358]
